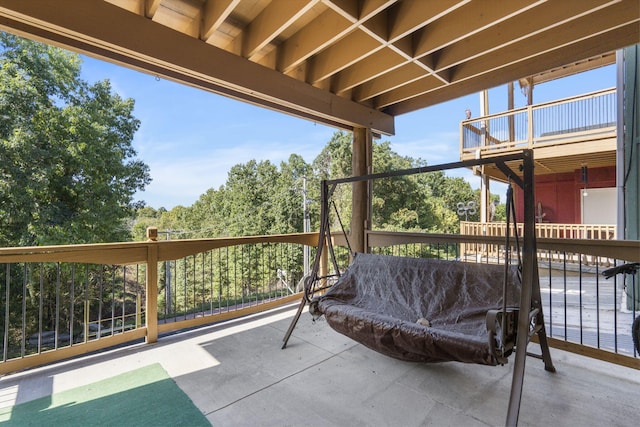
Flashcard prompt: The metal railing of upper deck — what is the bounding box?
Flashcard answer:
[460,88,617,157]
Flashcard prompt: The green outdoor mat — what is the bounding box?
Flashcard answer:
[0,363,210,426]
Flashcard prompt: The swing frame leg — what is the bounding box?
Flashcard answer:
[533,267,556,373]
[281,296,307,349]
[505,150,555,426]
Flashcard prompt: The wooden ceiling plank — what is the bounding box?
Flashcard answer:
[520,53,616,87]
[354,62,425,101]
[201,0,240,41]
[330,0,522,101]
[310,1,460,87]
[451,1,640,82]
[242,0,316,59]
[331,0,475,104]
[387,0,469,41]
[277,0,395,74]
[323,0,359,22]
[359,0,398,19]
[433,0,621,72]
[0,0,394,134]
[159,0,201,17]
[373,75,442,109]
[385,23,639,116]
[332,47,405,93]
[277,8,351,72]
[307,29,381,83]
[105,0,145,15]
[145,0,163,18]
[412,0,546,57]
[153,1,200,38]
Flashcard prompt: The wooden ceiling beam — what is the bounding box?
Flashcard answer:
[432,0,621,72]
[387,0,469,41]
[308,0,467,90]
[153,0,201,38]
[242,0,316,59]
[354,62,426,101]
[329,0,546,101]
[385,23,639,115]
[332,48,405,93]
[373,75,442,108]
[277,0,395,74]
[450,0,639,82]
[0,0,394,134]
[201,0,240,42]
[276,9,351,73]
[307,29,381,84]
[519,52,616,87]
[412,0,546,57]
[105,0,146,15]
[145,0,162,18]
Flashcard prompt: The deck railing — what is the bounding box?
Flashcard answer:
[460,88,617,157]
[0,232,320,374]
[459,221,617,264]
[1,228,637,374]
[367,230,640,369]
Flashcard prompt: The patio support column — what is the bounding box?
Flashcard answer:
[352,127,372,254]
[622,45,640,311]
[480,91,490,223]
[146,227,159,343]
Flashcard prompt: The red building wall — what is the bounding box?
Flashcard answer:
[515,165,616,224]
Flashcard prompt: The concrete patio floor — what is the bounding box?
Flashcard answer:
[1,303,638,426]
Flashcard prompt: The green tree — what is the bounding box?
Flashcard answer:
[0,33,150,246]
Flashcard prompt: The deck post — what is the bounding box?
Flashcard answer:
[145,227,159,344]
[352,127,372,254]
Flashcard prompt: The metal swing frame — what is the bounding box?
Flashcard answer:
[282,150,555,426]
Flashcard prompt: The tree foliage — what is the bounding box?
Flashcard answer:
[0,33,150,246]
[137,131,499,239]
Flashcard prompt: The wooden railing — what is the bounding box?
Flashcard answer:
[459,221,617,265]
[460,221,616,240]
[366,230,640,369]
[460,88,617,158]
[1,226,637,374]
[0,232,320,374]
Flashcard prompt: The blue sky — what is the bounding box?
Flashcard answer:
[80,56,616,209]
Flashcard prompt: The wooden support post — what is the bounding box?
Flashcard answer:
[145,228,159,344]
[508,82,515,143]
[352,127,372,254]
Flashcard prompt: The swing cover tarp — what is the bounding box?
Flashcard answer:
[316,253,521,365]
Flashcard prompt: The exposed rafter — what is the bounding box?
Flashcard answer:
[0,0,637,134]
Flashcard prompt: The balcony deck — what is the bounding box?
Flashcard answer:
[1,304,638,426]
[460,88,617,179]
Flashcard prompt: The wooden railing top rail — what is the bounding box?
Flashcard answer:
[0,232,320,264]
[366,230,640,262]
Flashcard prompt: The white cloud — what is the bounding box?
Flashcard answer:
[387,130,460,164]
[134,134,333,209]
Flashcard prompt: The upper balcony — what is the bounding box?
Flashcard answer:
[460,88,617,179]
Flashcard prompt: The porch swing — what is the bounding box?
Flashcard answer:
[281,150,555,426]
